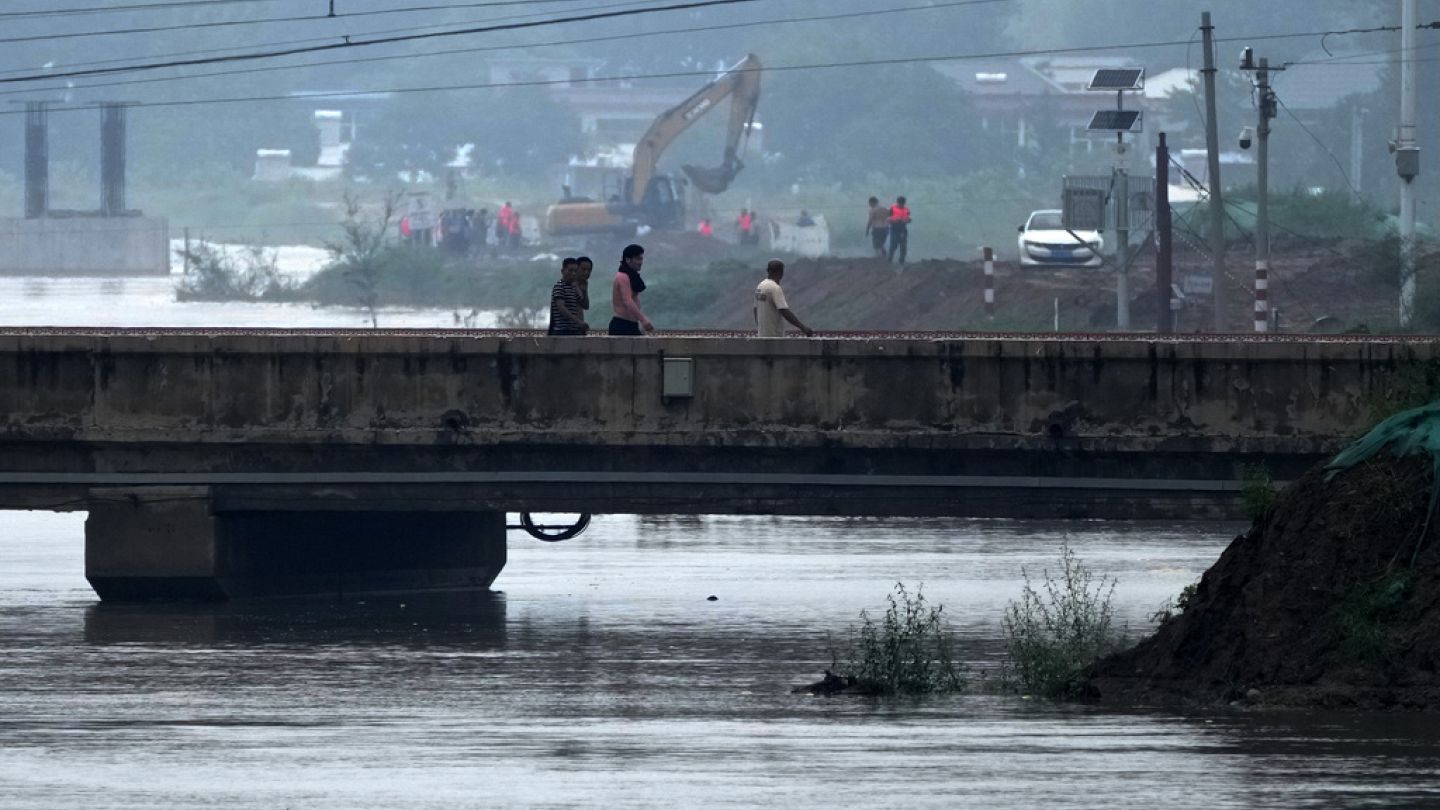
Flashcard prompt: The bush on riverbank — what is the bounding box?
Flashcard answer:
[296,252,758,328]
[175,243,294,302]
[820,583,966,696]
[1001,544,1125,699]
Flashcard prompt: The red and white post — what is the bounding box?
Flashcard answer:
[982,246,995,320]
[1254,261,1269,332]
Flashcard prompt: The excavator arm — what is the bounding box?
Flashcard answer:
[630,53,762,205]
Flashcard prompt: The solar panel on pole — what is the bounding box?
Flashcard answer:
[1087,68,1145,91]
[1087,110,1143,133]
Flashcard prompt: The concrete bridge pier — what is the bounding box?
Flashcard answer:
[84,488,506,601]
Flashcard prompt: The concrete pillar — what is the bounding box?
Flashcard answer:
[86,488,224,601]
[85,488,507,601]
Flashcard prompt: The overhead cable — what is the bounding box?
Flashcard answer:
[0,0,1008,99]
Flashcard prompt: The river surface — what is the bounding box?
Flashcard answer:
[0,243,504,329]
[4,268,1440,808]
[5,513,1440,809]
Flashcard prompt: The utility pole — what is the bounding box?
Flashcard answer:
[1115,165,1131,330]
[1156,133,1174,334]
[1351,105,1365,200]
[1398,0,1420,326]
[1240,49,1281,333]
[1254,57,1274,333]
[1201,11,1228,331]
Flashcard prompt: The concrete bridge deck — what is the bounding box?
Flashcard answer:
[0,328,1429,600]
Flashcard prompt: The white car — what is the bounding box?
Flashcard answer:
[1017,209,1104,268]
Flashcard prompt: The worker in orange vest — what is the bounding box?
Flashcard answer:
[888,196,912,264]
[737,208,756,245]
[497,202,515,249]
[506,205,521,249]
[699,219,714,237]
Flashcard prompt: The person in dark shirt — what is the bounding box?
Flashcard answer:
[575,256,594,313]
[548,258,588,336]
[888,196,912,264]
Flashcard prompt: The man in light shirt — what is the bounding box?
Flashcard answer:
[753,259,814,338]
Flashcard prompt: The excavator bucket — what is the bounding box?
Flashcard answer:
[682,159,744,195]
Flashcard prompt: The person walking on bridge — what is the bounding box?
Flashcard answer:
[866,196,889,258]
[753,259,813,338]
[549,258,588,336]
[609,244,654,336]
[888,195,911,265]
[575,255,594,314]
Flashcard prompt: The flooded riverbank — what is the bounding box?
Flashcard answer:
[4,513,1440,808]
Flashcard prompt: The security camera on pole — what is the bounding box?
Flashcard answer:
[1238,47,1283,333]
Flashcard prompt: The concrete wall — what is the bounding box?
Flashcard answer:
[0,331,1417,443]
[0,216,169,276]
[0,331,1434,516]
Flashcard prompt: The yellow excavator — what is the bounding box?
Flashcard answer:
[545,53,762,237]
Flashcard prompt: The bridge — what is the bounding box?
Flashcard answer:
[0,328,1426,601]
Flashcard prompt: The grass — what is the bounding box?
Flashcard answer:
[1330,573,1412,669]
[835,582,967,696]
[1149,581,1200,627]
[1240,464,1278,522]
[1000,543,1124,699]
[1360,356,1440,423]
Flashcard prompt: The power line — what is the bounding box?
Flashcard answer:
[0,0,654,78]
[0,0,762,84]
[0,10,1409,88]
[0,0,1009,100]
[0,0,277,19]
[1273,95,1358,196]
[0,0,618,40]
[1285,37,1440,67]
[10,21,1435,118]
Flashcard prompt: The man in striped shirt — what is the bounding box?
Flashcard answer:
[548,258,589,336]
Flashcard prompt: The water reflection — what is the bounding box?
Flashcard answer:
[84,592,508,648]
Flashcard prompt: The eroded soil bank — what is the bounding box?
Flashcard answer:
[1087,455,1440,710]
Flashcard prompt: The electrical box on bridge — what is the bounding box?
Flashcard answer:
[662,357,694,399]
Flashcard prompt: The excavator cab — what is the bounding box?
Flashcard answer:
[638,175,684,231]
[546,54,762,239]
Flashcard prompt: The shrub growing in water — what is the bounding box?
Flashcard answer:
[175,243,292,302]
[1001,544,1122,698]
[841,582,966,696]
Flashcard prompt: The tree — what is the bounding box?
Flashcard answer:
[346,87,583,181]
[762,63,988,181]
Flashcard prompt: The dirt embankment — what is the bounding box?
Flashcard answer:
[688,257,1118,332]
[684,240,1418,333]
[1087,455,1440,710]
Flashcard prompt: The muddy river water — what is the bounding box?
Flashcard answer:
[5,513,1440,809]
[3,273,1440,807]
